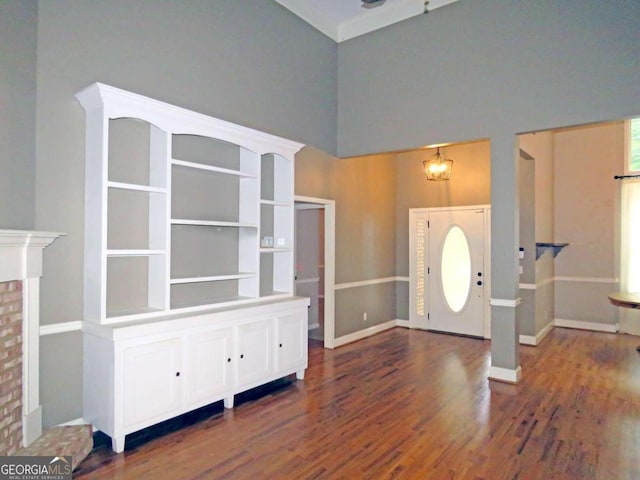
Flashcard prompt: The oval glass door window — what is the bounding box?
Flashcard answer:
[440,225,471,313]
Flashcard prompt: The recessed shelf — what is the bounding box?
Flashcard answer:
[106,249,166,257]
[259,290,291,298]
[171,158,256,178]
[170,295,254,310]
[535,242,569,260]
[107,181,167,193]
[106,306,165,319]
[170,273,257,284]
[171,219,258,228]
[260,199,292,207]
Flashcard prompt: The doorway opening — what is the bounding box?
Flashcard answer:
[294,196,336,349]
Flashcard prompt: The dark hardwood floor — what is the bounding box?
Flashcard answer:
[74,328,640,479]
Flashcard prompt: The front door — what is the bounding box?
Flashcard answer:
[410,206,489,337]
[428,208,486,337]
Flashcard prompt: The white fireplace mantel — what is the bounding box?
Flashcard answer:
[0,229,63,446]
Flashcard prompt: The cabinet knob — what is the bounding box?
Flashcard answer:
[279,343,283,348]
[240,354,244,359]
[477,280,483,286]
[175,372,180,377]
[227,358,231,363]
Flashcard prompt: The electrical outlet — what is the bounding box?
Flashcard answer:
[363,312,367,322]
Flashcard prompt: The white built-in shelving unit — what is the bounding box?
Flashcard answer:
[76,83,304,323]
[77,83,309,453]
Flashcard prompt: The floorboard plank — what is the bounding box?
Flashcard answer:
[74,328,640,479]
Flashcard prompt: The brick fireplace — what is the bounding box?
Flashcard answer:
[0,280,23,454]
[0,230,61,452]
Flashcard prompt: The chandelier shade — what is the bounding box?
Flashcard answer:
[423,147,453,181]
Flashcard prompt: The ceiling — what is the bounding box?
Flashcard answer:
[275,0,458,42]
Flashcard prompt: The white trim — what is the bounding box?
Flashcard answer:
[295,277,320,285]
[40,321,83,336]
[519,322,554,346]
[554,318,618,333]
[489,297,522,308]
[333,320,406,348]
[308,322,320,330]
[521,277,555,290]
[488,365,522,384]
[294,196,336,349]
[334,276,406,291]
[275,0,459,43]
[554,276,618,284]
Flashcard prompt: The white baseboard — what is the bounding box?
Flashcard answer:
[58,417,90,427]
[334,320,407,347]
[23,407,43,447]
[488,365,522,384]
[519,321,554,346]
[554,318,618,333]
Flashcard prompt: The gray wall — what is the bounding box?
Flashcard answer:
[337,0,639,156]
[337,0,640,370]
[32,1,337,427]
[0,0,37,229]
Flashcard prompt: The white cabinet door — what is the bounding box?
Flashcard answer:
[276,312,307,374]
[236,318,273,389]
[122,337,182,428]
[185,328,233,409]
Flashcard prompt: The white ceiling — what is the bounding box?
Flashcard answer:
[275,0,458,42]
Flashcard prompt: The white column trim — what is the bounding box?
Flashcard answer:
[488,365,522,384]
[0,230,63,447]
[489,297,522,307]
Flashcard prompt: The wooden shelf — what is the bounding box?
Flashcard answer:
[260,199,292,207]
[172,158,256,178]
[106,249,166,257]
[171,219,258,228]
[170,273,257,285]
[260,247,291,253]
[107,181,167,193]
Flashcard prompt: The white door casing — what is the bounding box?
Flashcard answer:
[410,206,491,338]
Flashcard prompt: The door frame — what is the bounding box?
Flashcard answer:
[294,196,336,349]
[409,205,492,339]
